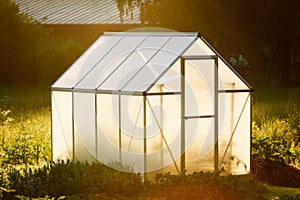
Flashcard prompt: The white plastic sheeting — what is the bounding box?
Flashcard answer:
[51,32,252,175]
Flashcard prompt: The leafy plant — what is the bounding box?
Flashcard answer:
[4,160,144,198]
[252,119,300,167]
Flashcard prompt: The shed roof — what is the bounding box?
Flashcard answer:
[13,0,140,24]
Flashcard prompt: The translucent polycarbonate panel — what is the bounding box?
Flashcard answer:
[183,38,216,56]
[73,92,96,161]
[120,95,148,172]
[149,60,181,93]
[52,35,122,88]
[96,94,145,172]
[185,118,215,172]
[97,94,120,165]
[218,58,249,90]
[99,36,171,91]
[185,60,214,116]
[218,92,251,175]
[51,91,73,160]
[145,95,181,172]
[229,95,250,174]
[122,36,196,92]
[120,95,144,152]
[75,36,145,90]
[122,63,165,92]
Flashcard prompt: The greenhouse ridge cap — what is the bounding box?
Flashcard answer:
[102,32,198,36]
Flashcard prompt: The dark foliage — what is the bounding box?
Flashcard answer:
[2,160,143,199]
[117,0,300,86]
[0,0,83,86]
[251,157,300,188]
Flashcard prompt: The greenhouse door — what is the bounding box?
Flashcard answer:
[181,56,219,173]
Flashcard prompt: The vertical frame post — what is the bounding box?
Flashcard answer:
[118,94,122,163]
[214,58,219,173]
[250,92,253,173]
[180,57,185,175]
[50,91,53,161]
[143,95,147,179]
[95,93,98,161]
[72,91,75,160]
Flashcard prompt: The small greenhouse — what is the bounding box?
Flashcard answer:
[50,32,253,175]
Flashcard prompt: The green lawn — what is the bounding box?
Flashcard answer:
[0,85,299,199]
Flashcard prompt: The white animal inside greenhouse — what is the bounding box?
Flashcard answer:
[50,31,253,176]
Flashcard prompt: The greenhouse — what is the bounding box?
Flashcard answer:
[50,32,253,175]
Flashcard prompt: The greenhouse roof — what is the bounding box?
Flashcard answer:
[52,32,200,94]
[51,32,252,95]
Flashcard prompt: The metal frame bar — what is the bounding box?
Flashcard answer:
[95,93,98,160]
[218,89,254,93]
[72,92,75,159]
[182,55,218,60]
[214,57,219,173]
[146,92,181,96]
[143,95,147,179]
[180,57,185,175]
[51,88,182,96]
[184,115,215,120]
[103,32,198,36]
[250,93,253,173]
[50,91,53,161]
[118,94,122,163]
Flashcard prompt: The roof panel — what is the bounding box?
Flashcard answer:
[53,33,198,91]
[74,36,146,90]
[122,35,197,92]
[98,36,172,91]
[52,35,123,89]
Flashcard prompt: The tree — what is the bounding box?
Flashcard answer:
[0,0,83,86]
[219,0,300,85]
[117,0,300,85]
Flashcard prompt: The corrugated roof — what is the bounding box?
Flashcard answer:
[13,0,141,24]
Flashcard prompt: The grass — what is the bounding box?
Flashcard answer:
[0,86,51,167]
[0,85,299,199]
[267,186,300,199]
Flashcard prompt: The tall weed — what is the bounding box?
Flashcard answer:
[252,87,300,168]
[0,87,51,168]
